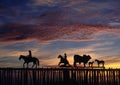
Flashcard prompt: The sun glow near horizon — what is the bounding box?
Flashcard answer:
[41,52,120,69]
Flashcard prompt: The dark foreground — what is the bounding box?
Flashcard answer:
[0,67,120,85]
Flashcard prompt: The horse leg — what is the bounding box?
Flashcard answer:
[58,62,61,66]
[35,63,37,68]
[84,63,86,67]
[23,62,25,68]
[98,63,100,67]
[74,62,76,67]
[91,64,93,67]
[27,63,29,68]
[64,63,67,66]
[34,62,37,68]
[33,63,37,68]
[89,63,90,67]
[32,63,35,68]
[90,64,92,67]
[103,63,104,68]
[68,63,71,67]
[32,64,34,68]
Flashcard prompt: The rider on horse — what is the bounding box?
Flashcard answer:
[64,53,67,60]
[58,53,71,67]
[28,50,32,59]
[64,53,68,66]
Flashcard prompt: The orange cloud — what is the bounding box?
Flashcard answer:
[1,23,119,43]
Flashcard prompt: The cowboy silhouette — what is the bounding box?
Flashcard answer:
[64,53,68,66]
[28,50,32,59]
[64,53,67,60]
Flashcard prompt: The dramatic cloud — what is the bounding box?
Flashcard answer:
[31,0,89,6]
[1,0,120,26]
[0,0,31,7]
[1,23,120,43]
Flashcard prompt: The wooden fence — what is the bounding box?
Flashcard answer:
[0,68,120,85]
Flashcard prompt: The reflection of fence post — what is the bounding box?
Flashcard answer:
[63,69,70,83]
[1,68,120,85]
[43,69,46,85]
[119,70,120,85]
[84,70,88,85]
[71,70,76,80]
[94,70,97,85]
[24,68,28,85]
[19,69,22,85]
[33,69,36,85]
[113,70,115,85]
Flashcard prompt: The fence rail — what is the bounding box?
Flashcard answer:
[0,68,120,85]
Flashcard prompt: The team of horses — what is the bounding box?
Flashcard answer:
[58,54,105,68]
[19,54,105,68]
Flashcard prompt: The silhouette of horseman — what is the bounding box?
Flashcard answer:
[28,50,32,59]
[64,53,67,59]
[64,53,68,66]
[19,50,39,68]
[58,53,71,67]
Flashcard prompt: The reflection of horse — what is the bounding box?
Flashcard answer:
[74,55,91,67]
[88,61,94,67]
[58,55,71,67]
[95,59,104,68]
[19,55,39,68]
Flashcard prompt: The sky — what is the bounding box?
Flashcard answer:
[0,0,120,68]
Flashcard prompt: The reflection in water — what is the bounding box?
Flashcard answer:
[0,68,120,85]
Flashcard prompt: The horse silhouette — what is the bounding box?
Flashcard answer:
[88,61,94,67]
[19,55,39,68]
[58,55,71,67]
[74,54,91,67]
[95,59,105,68]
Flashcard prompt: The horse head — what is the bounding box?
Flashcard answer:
[19,55,22,60]
[19,55,25,60]
[58,55,62,59]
